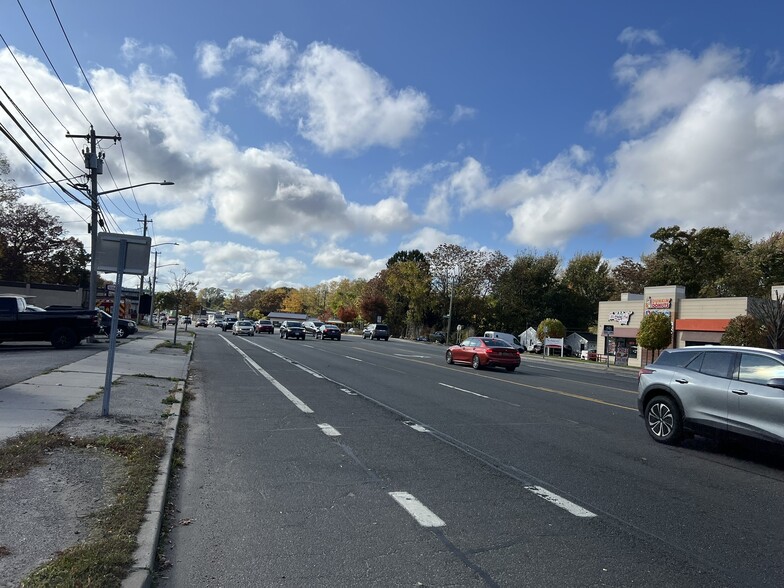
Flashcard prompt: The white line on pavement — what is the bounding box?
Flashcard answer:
[222,336,314,414]
[403,420,430,433]
[388,492,446,527]
[345,356,363,362]
[244,340,323,378]
[340,388,357,395]
[439,382,489,399]
[317,423,341,437]
[524,485,597,518]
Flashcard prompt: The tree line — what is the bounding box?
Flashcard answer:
[197,230,784,343]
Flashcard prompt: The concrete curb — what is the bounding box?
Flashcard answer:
[122,339,193,588]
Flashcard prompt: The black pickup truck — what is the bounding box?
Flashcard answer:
[0,295,101,349]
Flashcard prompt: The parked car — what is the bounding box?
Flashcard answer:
[255,319,274,334]
[302,320,325,337]
[580,349,598,361]
[232,320,256,336]
[483,331,525,352]
[347,328,359,334]
[446,337,520,372]
[166,317,176,326]
[222,317,238,332]
[182,317,192,325]
[279,320,305,340]
[0,295,101,349]
[430,331,446,344]
[97,309,138,338]
[316,324,342,340]
[363,324,390,341]
[195,318,208,327]
[637,345,784,446]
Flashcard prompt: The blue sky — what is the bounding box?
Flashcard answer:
[1,1,783,292]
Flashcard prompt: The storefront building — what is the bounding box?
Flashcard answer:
[596,284,779,369]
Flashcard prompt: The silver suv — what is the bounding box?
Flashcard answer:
[638,346,784,445]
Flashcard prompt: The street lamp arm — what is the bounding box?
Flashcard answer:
[94,180,174,197]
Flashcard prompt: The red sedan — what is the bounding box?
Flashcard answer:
[446,337,521,372]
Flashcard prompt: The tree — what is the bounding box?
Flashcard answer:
[720,315,766,347]
[387,249,428,268]
[358,275,388,324]
[560,252,614,330]
[0,200,89,286]
[637,313,672,358]
[281,289,305,313]
[495,251,561,334]
[645,225,735,297]
[536,318,565,342]
[196,287,225,310]
[611,256,648,297]
[749,291,784,349]
[164,269,198,344]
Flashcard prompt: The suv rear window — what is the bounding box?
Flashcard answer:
[654,349,703,368]
[374,324,389,330]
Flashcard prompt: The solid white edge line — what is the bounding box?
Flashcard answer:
[388,492,446,527]
[524,485,597,518]
[222,337,314,414]
[317,423,341,437]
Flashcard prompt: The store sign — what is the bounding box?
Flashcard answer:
[608,310,633,325]
[646,297,672,310]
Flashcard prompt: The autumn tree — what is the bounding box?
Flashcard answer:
[359,275,388,324]
[0,200,89,286]
[281,289,305,313]
[611,256,648,297]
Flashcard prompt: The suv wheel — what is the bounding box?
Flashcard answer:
[644,395,683,445]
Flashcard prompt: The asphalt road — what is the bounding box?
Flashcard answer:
[157,328,784,587]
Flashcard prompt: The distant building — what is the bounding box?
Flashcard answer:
[267,311,308,326]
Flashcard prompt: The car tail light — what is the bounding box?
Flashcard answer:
[637,367,655,381]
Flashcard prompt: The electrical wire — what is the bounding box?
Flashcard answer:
[15,0,91,126]
[48,0,118,133]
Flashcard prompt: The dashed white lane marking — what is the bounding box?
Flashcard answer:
[340,388,357,396]
[245,340,323,378]
[524,485,597,518]
[317,423,341,437]
[389,492,446,527]
[395,354,430,358]
[439,382,489,399]
[223,337,314,414]
[345,356,363,362]
[403,420,430,433]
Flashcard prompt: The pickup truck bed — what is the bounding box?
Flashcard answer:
[0,295,101,349]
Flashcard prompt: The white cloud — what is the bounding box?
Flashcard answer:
[195,42,225,78]
[120,38,175,64]
[188,240,307,289]
[198,34,431,154]
[593,45,745,133]
[399,227,465,252]
[423,157,489,223]
[207,87,235,113]
[617,27,664,47]
[499,75,784,247]
[450,104,477,124]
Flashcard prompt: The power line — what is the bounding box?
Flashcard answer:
[48,0,118,134]
[15,0,91,126]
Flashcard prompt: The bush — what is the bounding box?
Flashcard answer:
[721,314,766,347]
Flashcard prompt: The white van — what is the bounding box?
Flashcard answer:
[483,331,525,352]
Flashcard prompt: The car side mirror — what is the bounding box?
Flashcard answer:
[766,377,784,391]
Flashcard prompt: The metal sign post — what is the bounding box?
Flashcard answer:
[95,233,152,416]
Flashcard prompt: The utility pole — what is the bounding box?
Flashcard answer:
[137,214,151,323]
[66,126,121,312]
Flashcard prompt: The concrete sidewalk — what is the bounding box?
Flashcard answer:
[0,328,192,588]
[0,329,190,441]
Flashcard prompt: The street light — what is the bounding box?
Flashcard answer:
[148,242,179,326]
[85,181,174,314]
